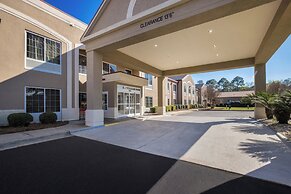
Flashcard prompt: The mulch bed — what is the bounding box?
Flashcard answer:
[0,121,68,135]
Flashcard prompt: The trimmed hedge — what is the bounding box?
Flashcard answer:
[150,107,157,113]
[7,113,33,127]
[39,112,57,124]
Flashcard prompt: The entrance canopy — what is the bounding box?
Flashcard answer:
[81,0,290,76]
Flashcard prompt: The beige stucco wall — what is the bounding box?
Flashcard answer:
[0,0,85,125]
[88,0,131,35]
[133,0,169,16]
[0,10,67,109]
[144,76,158,107]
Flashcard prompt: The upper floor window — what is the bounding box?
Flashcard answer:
[103,62,116,74]
[124,69,132,75]
[188,86,192,94]
[167,82,170,91]
[192,87,195,95]
[173,84,177,92]
[145,73,153,86]
[184,84,187,92]
[26,32,61,65]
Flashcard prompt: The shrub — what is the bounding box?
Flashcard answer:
[150,107,157,113]
[171,105,176,111]
[39,112,57,124]
[7,113,33,127]
[166,106,172,112]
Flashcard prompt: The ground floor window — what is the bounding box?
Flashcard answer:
[102,92,108,110]
[173,99,177,105]
[184,100,187,105]
[168,98,170,105]
[188,100,191,105]
[26,87,60,113]
[145,97,153,108]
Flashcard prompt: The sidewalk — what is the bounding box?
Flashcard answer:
[0,121,90,151]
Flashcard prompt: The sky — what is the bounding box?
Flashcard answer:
[45,0,291,84]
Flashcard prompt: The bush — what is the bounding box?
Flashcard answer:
[273,107,290,124]
[150,107,157,113]
[39,112,57,124]
[166,106,172,112]
[7,113,33,127]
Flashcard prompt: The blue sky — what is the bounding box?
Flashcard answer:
[45,0,291,84]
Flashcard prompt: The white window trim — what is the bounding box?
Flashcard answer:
[24,86,62,114]
[24,30,62,75]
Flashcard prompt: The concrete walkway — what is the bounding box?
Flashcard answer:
[0,122,86,151]
[74,111,291,187]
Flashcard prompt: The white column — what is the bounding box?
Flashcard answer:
[254,63,267,119]
[157,76,166,115]
[85,50,104,126]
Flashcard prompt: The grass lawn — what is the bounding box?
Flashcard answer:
[213,107,255,111]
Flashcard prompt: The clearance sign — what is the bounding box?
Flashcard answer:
[140,12,175,29]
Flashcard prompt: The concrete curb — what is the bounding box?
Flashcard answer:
[0,131,71,151]
[254,119,290,144]
[0,124,106,151]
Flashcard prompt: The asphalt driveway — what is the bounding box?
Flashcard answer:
[0,136,290,194]
[74,111,291,187]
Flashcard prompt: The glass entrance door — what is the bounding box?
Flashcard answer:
[129,93,135,115]
[117,85,141,117]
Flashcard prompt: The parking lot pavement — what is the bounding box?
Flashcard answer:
[0,136,290,194]
[74,111,291,187]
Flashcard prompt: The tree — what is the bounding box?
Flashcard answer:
[205,85,218,108]
[206,79,217,88]
[217,78,231,92]
[197,80,204,84]
[231,76,244,91]
[267,80,290,94]
[282,78,291,87]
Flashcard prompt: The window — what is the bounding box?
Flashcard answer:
[145,73,153,86]
[173,84,177,92]
[26,32,61,65]
[79,54,87,74]
[27,33,44,61]
[46,39,61,64]
[184,84,187,92]
[145,96,153,107]
[103,62,116,74]
[193,87,195,95]
[188,86,191,94]
[124,69,132,75]
[102,92,108,110]
[184,100,187,105]
[26,88,44,113]
[26,87,60,113]
[168,99,170,105]
[188,100,191,105]
[173,99,177,105]
[167,82,170,91]
[45,89,60,112]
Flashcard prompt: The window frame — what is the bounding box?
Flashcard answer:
[102,91,108,111]
[145,96,153,108]
[102,62,117,74]
[145,73,153,87]
[25,86,62,114]
[25,31,62,66]
[124,69,132,75]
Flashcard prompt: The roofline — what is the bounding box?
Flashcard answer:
[81,0,108,41]
[24,0,87,31]
[81,0,181,42]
